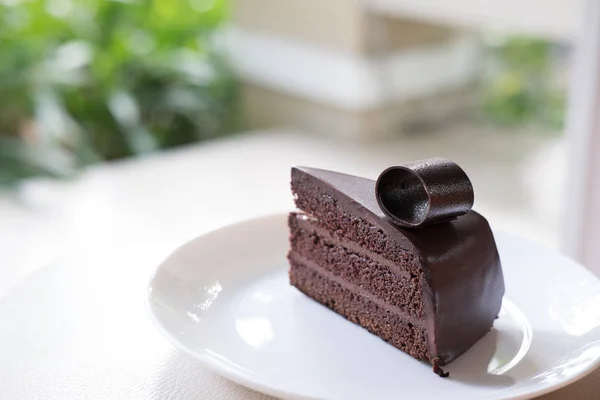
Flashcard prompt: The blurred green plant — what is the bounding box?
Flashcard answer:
[0,0,239,187]
[482,36,567,130]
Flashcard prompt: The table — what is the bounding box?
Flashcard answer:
[1,129,596,399]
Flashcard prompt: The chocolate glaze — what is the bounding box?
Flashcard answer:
[293,166,505,365]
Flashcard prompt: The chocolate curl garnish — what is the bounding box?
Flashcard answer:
[375,158,474,229]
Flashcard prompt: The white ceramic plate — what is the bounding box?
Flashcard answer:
[147,214,600,400]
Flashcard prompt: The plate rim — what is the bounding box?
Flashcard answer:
[146,212,600,400]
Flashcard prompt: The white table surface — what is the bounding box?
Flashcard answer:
[0,128,597,399]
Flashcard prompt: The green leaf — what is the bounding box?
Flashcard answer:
[0,0,238,187]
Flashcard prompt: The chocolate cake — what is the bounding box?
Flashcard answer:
[287,160,504,376]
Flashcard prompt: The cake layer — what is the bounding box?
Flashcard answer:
[290,213,413,278]
[291,168,423,276]
[289,213,425,320]
[289,257,430,361]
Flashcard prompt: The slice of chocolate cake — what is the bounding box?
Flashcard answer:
[287,161,504,375]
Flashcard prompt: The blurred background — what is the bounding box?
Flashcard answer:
[0,0,584,292]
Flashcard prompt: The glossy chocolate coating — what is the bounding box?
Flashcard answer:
[294,166,505,365]
[375,158,474,228]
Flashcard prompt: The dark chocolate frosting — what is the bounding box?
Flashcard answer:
[293,166,505,365]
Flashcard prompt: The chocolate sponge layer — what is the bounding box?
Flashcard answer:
[291,167,423,276]
[289,213,425,320]
[289,256,431,361]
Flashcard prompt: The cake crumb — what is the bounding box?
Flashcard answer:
[433,364,449,378]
